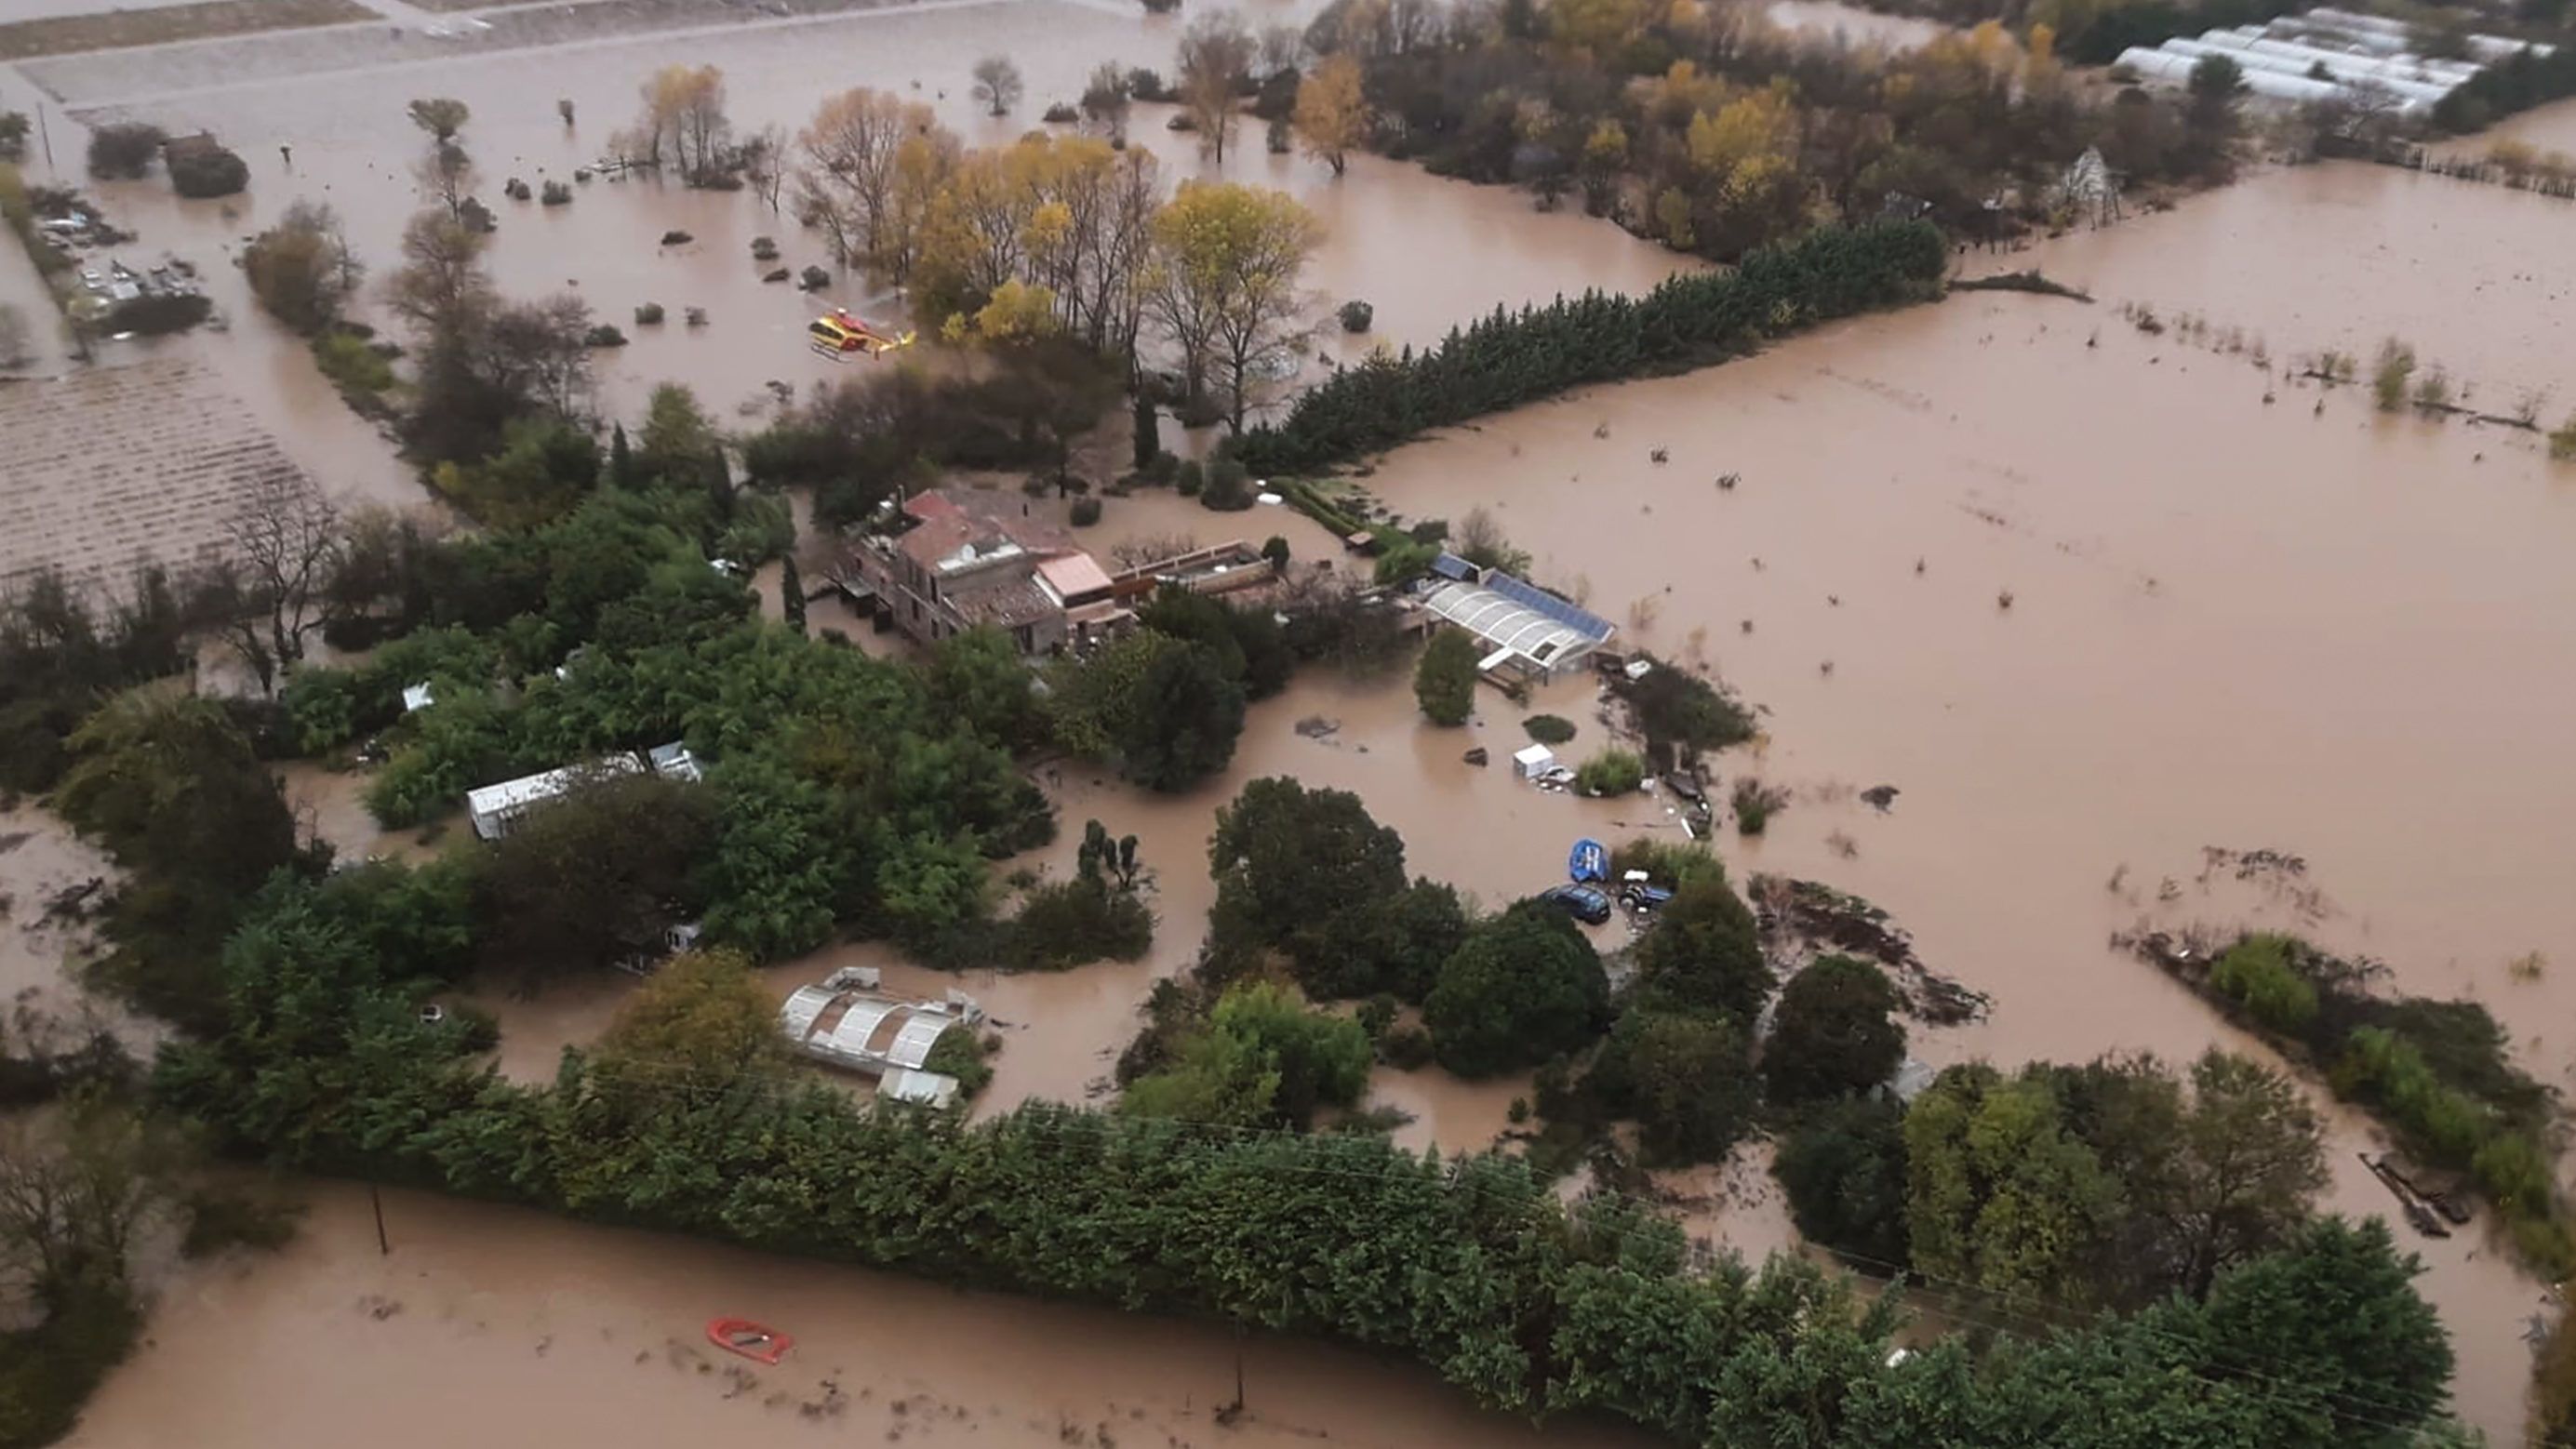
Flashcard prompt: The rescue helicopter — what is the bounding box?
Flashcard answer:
[808,306,915,362]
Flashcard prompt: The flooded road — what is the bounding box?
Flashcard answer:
[68,1180,1657,1449]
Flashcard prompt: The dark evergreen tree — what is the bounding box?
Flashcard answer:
[780,554,807,635]
[1131,394,1160,472]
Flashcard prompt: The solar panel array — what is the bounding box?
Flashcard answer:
[1485,572,1613,642]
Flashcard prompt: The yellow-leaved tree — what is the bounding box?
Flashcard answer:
[1292,53,1373,178]
[1142,181,1322,432]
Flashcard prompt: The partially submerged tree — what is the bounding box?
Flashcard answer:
[54,689,300,1027]
[1630,869,1770,1025]
[794,88,953,270]
[1122,980,1369,1129]
[1079,61,1133,140]
[1292,51,1371,177]
[1413,627,1477,724]
[242,200,363,335]
[971,55,1026,117]
[633,63,732,183]
[407,97,471,145]
[1763,955,1906,1105]
[1423,897,1609,1077]
[1176,10,1257,165]
[86,123,166,179]
[474,771,717,984]
[214,472,346,696]
[1143,179,1320,429]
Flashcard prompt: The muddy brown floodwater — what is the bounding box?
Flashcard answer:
[17,0,1688,445]
[1343,156,2576,1436]
[67,1180,1659,1449]
[10,0,2574,1436]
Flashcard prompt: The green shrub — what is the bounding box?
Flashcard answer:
[180,1186,304,1258]
[923,1023,994,1098]
[2371,338,2415,412]
[1174,459,1204,496]
[314,330,395,398]
[1413,629,1478,725]
[0,1282,140,1447]
[1006,874,1152,969]
[2209,934,2317,1033]
[1575,748,1645,796]
[1730,777,1785,834]
[1202,459,1254,511]
[1615,656,1755,755]
[1522,713,1576,744]
[1069,496,1102,526]
[167,145,248,199]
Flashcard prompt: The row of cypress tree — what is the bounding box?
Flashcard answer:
[1229,220,1948,475]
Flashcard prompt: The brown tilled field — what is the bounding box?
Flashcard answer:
[0,0,369,61]
[0,354,312,598]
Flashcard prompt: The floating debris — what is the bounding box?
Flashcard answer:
[1755,877,1988,1025]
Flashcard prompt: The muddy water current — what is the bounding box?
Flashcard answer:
[65,1181,1656,1449]
[4,0,2571,1434]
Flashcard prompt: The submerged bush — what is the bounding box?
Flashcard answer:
[1575,747,1645,796]
[2210,934,2317,1033]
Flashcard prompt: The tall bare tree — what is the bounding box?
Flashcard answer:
[1145,180,1321,429]
[414,141,474,221]
[742,122,789,211]
[1177,10,1256,166]
[0,1101,183,1303]
[1079,62,1133,141]
[217,472,344,695]
[795,88,944,268]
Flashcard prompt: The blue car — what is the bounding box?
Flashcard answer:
[1542,884,1613,925]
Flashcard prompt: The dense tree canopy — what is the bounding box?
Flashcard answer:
[143,842,2465,1449]
[1588,1007,1757,1164]
[1122,980,1372,1129]
[1203,778,1466,1000]
[53,690,304,1028]
[1764,955,1906,1105]
[1629,869,1769,1025]
[1413,627,1478,724]
[1424,898,1610,1077]
[1776,1096,1911,1268]
[1905,1051,2328,1310]
[473,771,715,983]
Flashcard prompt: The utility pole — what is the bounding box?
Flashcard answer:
[371,1183,391,1255]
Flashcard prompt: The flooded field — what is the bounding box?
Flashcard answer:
[6,0,2573,1437]
[0,355,329,595]
[67,1180,1658,1449]
[12,0,1688,440]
